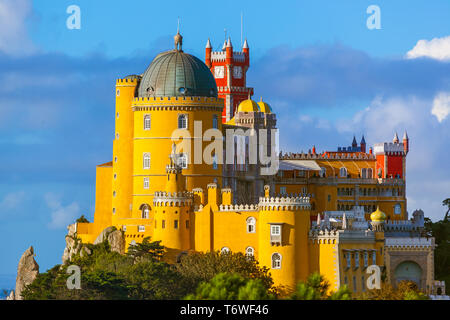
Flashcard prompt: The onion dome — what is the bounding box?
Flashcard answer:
[237,99,260,113]
[137,34,218,98]
[257,97,272,114]
[370,206,387,222]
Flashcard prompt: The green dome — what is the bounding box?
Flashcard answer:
[138,50,218,98]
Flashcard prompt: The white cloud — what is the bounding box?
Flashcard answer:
[45,193,80,229]
[0,191,25,210]
[406,36,450,61]
[431,92,450,122]
[0,0,35,55]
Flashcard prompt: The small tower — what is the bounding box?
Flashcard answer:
[352,135,358,149]
[402,130,409,155]
[152,146,193,261]
[370,206,386,265]
[360,135,366,153]
[206,35,253,122]
[393,132,399,144]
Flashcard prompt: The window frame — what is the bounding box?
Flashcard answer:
[144,114,151,130]
[246,217,256,233]
[143,153,151,169]
[271,253,282,269]
[178,114,188,129]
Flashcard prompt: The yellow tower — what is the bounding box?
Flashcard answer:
[257,185,311,289]
[370,206,386,265]
[152,149,193,262]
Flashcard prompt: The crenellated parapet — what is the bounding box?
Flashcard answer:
[279,152,375,160]
[219,204,258,212]
[153,191,193,207]
[258,195,310,211]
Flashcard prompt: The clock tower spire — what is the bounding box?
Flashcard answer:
[205,36,253,122]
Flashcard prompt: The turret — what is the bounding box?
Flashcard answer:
[243,38,249,65]
[393,132,399,144]
[360,135,366,153]
[402,130,409,155]
[352,135,357,148]
[205,38,212,68]
[225,37,233,64]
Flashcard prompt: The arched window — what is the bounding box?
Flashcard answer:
[178,153,188,169]
[178,114,188,129]
[367,168,373,178]
[320,167,326,178]
[143,177,149,189]
[246,217,256,233]
[272,253,282,269]
[361,168,367,179]
[221,247,230,254]
[245,246,254,257]
[144,115,151,130]
[140,204,150,219]
[143,153,150,169]
[339,167,347,178]
[394,203,401,214]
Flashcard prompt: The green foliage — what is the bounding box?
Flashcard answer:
[76,215,89,223]
[357,280,429,300]
[126,237,165,263]
[175,251,275,295]
[290,273,352,300]
[424,210,450,295]
[186,273,273,300]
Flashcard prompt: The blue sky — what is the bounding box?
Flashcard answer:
[0,0,450,287]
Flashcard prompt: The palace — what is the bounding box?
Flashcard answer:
[72,31,445,295]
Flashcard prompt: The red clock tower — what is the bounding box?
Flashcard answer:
[205,37,253,122]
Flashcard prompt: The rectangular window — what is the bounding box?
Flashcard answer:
[361,276,365,291]
[354,252,359,269]
[162,220,166,229]
[178,114,188,129]
[178,153,188,169]
[185,220,189,229]
[213,115,218,129]
[280,187,287,195]
[346,253,351,269]
[301,187,307,194]
[271,225,281,236]
[144,114,151,130]
[372,251,376,265]
[174,220,178,229]
[143,153,151,169]
[143,177,149,189]
[353,276,357,292]
[364,252,368,268]
[138,225,145,232]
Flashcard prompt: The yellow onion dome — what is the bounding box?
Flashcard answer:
[257,98,272,114]
[237,99,260,113]
[370,206,387,222]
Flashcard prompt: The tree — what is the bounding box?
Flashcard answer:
[357,280,429,300]
[185,273,273,300]
[126,237,165,263]
[290,273,352,300]
[175,251,275,295]
[443,198,450,221]
[76,215,89,223]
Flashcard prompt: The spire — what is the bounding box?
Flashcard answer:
[226,37,232,48]
[243,38,249,49]
[393,132,399,143]
[206,38,212,49]
[317,214,321,227]
[403,130,408,140]
[222,40,227,51]
[342,213,348,230]
[361,135,366,144]
[352,135,357,148]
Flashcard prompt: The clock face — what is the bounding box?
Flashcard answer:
[214,66,225,79]
[233,66,242,79]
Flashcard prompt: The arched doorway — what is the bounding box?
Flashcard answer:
[394,261,422,287]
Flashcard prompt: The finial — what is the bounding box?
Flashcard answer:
[174,18,183,51]
[393,132,399,143]
[243,38,248,49]
[226,37,232,48]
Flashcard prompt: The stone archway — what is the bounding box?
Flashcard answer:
[394,261,422,287]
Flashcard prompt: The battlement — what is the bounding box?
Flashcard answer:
[207,183,218,189]
[210,51,247,63]
[116,78,139,85]
[385,237,434,248]
[132,96,224,107]
[258,195,310,211]
[153,191,193,207]
[373,142,404,155]
[192,188,204,193]
[279,152,375,160]
[219,204,258,212]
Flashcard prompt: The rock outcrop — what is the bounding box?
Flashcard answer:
[107,230,125,254]
[15,246,39,300]
[93,226,115,245]
[6,290,15,300]
[62,223,83,264]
